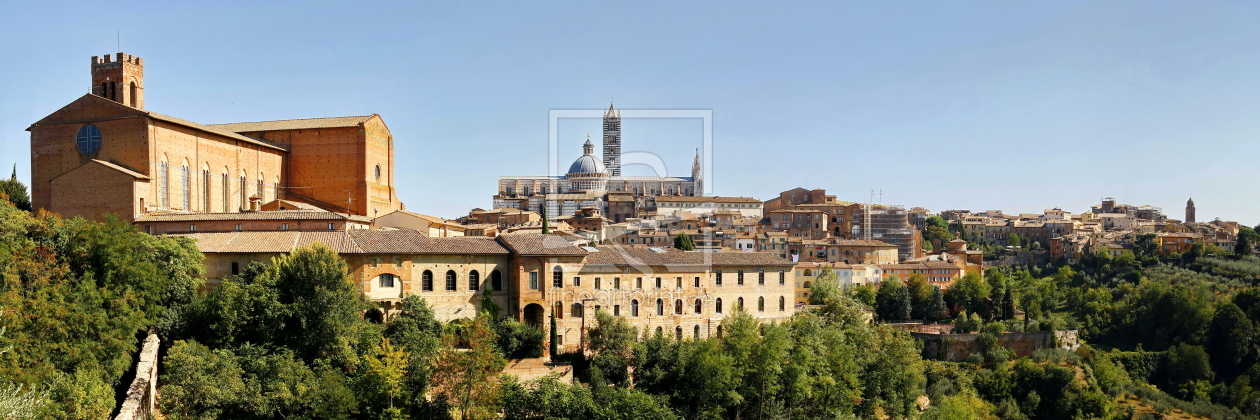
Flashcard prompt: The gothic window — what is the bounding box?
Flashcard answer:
[239,176,247,210]
[158,161,169,209]
[221,174,229,212]
[445,270,457,291]
[129,82,137,107]
[202,170,211,212]
[257,176,265,203]
[422,270,433,291]
[715,298,723,314]
[469,270,480,291]
[181,166,190,210]
[758,297,765,312]
[491,270,503,291]
[631,300,639,317]
[76,125,102,155]
[695,299,702,314]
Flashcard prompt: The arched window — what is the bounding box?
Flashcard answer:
[239,175,247,210]
[716,298,723,314]
[257,174,265,203]
[572,303,583,318]
[158,161,169,209]
[421,270,433,291]
[717,325,723,337]
[631,300,639,317]
[374,165,381,180]
[445,270,457,291]
[758,297,765,312]
[555,302,564,319]
[377,273,397,288]
[491,270,503,291]
[656,299,664,316]
[737,297,744,310]
[181,165,190,211]
[694,325,701,339]
[675,299,683,314]
[675,326,683,341]
[468,270,480,291]
[221,173,229,212]
[694,299,702,314]
[804,281,812,289]
[202,169,211,212]
[779,296,786,311]
[553,266,564,288]
[804,269,813,276]
[129,82,137,107]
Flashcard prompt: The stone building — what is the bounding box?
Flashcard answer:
[28,52,402,223]
[177,230,795,353]
[494,103,703,222]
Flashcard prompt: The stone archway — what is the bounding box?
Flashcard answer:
[523,303,545,328]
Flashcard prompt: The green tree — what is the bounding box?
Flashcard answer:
[586,310,639,386]
[1007,233,1023,248]
[906,273,933,320]
[926,286,948,322]
[362,339,409,419]
[808,266,841,305]
[1135,233,1159,258]
[875,277,910,321]
[160,341,248,419]
[430,313,507,420]
[721,309,791,419]
[673,232,695,251]
[1236,234,1253,258]
[540,205,550,234]
[0,165,30,211]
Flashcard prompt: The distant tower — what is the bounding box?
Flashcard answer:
[602,101,621,176]
[691,149,703,196]
[1186,197,1196,223]
[91,52,144,109]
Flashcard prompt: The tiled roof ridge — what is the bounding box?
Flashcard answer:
[208,114,375,127]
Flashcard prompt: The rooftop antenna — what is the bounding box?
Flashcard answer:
[343,190,356,214]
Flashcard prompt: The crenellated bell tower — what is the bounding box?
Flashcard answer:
[91,52,144,109]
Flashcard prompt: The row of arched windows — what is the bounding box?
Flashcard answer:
[416,269,502,292]
[618,296,788,317]
[152,159,277,213]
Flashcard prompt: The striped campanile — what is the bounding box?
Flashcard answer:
[602,101,621,176]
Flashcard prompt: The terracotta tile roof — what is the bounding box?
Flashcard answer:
[655,196,762,203]
[137,210,370,222]
[583,247,793,267]
[208,115,376,132]
[828,239,897,247]
[172,229,511,255]
[496,234,588,256]
[90,159,149,179]
[146,111,288,151]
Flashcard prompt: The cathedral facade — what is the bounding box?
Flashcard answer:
[493,102,702,222]
[27,52,403,222]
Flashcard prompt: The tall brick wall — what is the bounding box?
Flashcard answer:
[30,96,151,216]
[148,121,285,214]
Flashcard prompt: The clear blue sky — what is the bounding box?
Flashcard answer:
[3,1,1260,225]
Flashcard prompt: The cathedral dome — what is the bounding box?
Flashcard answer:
[568,155,607,175]
[567,138,608,176]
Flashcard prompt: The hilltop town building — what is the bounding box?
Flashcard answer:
[494,103,703,222]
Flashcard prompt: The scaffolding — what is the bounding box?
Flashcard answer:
[863,204,918,262]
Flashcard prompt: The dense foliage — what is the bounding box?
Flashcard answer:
[0,194,202,418]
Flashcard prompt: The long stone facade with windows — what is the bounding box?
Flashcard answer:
[178,230,795,353]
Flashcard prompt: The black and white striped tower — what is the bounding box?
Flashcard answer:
[602,100,621,176]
